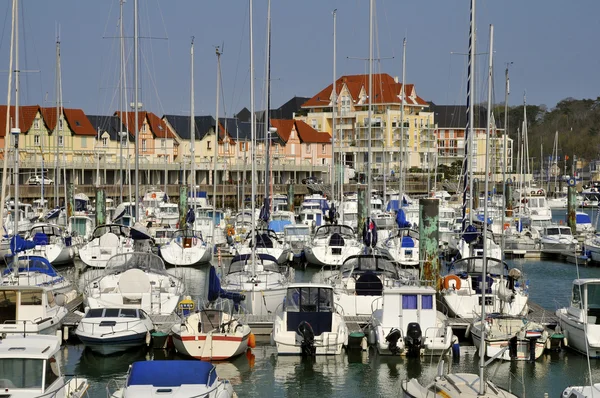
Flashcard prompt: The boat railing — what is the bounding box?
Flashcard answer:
[371,296,383,314]
[105,378,124,398]
[334,302,345,317]
[82,319,146,337]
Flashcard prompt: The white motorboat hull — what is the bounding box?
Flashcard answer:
[556,309,600,357]
[274,331,346,355]
[160,244,212,267]
[304,245,363,268]
[470,321,547,361]
[75,316,154,355]
[172,327,250,361]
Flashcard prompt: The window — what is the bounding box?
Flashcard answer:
[239,142,245,152]
[20,290,42,305]
[291,144,295,155]
[142,139,147,152]
[45,357,59,389]
[142,124,147,133]
[34,135,40,146]
[422,295,433,310]
[402,295,417,309]
[207,141,211,151]
[33,118,40,129]
[58,136,64,147]
[121,135,127,147]
[321,144,326,154]
[0,359,43,388]
[102,137,108,147]
[81,137,87,148]
[161,139,166,148]
[311,119,317,129]
[58,119,63,130]
[572,285,582,309]
[306,144,311,153]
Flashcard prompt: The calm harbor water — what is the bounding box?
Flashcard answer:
[57,208,600,397]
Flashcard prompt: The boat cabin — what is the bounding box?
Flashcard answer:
[379,286,438,335]
[0,286,63,334]
[284,284,335,335]
[568,279,600,324]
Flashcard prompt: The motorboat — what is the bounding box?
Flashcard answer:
[21,223,74,265]
[303,224,363,268]
[378,228,419,267]
[75,307,154,355]
[562,384,600,398]
[159,229,212,267]
[326,254,417,317]
[298,202,324,231]
[540,225,578,253]
[440,257,529,318]
[110,360,236,398]
[0,334,89,397]
[575,211,595,235]
[402,371,518,398]
[470,314,549,361]
[153,203,179,228]
[283,224,311,262]
[368,285,455,356]
[79,224,133,268]
[82,252,186,316]
[268,211,295,239]
[221,253,289,316]
[502,216,540,253]
[0,285,69,335]
[271,283,348,355]
[556,278,600,357]
[151,226,175,246]
[2,255,76,296]
[172,304,252,361]
[235,228,291,265]
[456,222,502,260]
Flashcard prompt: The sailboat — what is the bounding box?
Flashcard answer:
[402,7,519,398]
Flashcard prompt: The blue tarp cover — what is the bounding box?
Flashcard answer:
[207,265,245,306]
[401,236,415,248]
[10,235,36,255]
[3,256,57,276]
[396,209,411,228]
[127,360,216,387]
[577,213,592,224]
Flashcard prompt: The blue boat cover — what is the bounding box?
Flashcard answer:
[401,236,415,248]
[387,200,400,212]
[207,265,245,308]
[476,214,493,225]
[396,209,411,228]
[188,191,207,198]
[462,224,478,244]
[185,208,195,226]
[577,213,592,224]
[268,220,292,233]
[46,207,62,220]
[127,360,216,387]
[3,256,57,276]
[10,235,36,255]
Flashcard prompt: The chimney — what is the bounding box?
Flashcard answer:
[394,76,399,83]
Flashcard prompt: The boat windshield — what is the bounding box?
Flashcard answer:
[227,254,280,274]
[92,225,130,239]
[84,308,142,318]
[105,252,168,275]
[155,230,175,239]
[588,284,600,311]
[0,358,44,389]
[159,205,178,215]
[314,225,355,239]
[340,255,398,278]
[558,227,572,235]
[172,229,200,239]
[29,225,61,237]
[284,226,310,237]
[545,227,560,236]
[448,257,507,276]
[285,286,333,313]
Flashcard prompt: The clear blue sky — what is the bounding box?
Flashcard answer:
[0,0,598,117]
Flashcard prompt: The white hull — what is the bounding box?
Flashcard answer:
[24,244,74,265]
[470,319,548,361]
[160,244,212,267]
[79,240,134,269]
[556,309,600,357]
[304,245,363,268]
[172,327,250,361]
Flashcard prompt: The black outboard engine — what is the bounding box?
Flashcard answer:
[404,323,423,357]
[297,321,316,357]
[385,328,402,355]
[509,335,518,359]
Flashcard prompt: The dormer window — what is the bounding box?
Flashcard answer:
[34,135,40,146]
[33,118,40,129]
[58,119,64,131]
[58,136,64,147]
[103,137,108,147]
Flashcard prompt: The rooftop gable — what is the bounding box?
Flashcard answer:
[0,105,42,136]
[294,120,331,144]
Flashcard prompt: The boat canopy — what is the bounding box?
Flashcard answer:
[340,255,398,277]
[3,256,58,277]
[228,253,279,274]
[105,252,168,275]
[577,213,592,224]
[448,256,508,276]
[314,225,355,239]
[126,360,216,387]
[268,219,292,233]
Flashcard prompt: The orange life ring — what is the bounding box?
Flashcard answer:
[152,193,157,199]
[444,275,462,290]
[521,198,528,204]
[537,189,543,195]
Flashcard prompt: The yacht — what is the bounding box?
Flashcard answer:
[556,279,600,357]
[283,224,311,262]
[159,229,212,267]
[369,285,455,356]
[378,228,419,267]
[235,228,291,265]
[2,255,77,297]
[540,225,578,253]
[303,225,363,268]
[110,360,236,398]
[82,252,186,316]
[0,334,89,397]
[79,224,133,268]
[271,283,348,355]
[75,307,154,355]
[440,257,529,318]
[153,202,179,228]
[21,223,74,265]
[325,254,416,317]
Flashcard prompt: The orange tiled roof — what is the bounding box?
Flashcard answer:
[295,120,331,144]
[270,119,294,143]
[63,108,97,136]
[0,105,41,136]
[302,73,428,108]
[116,111,176,139]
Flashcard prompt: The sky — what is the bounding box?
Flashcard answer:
[0,0,598,118]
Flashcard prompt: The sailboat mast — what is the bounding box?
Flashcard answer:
[249,0,256,260]
[479,23,493,395]
[12,0,20,235]
[399,38,406,203]
[213,46,221,241]
[331,9,337,203]
[366,0,373,215]
[500,64,510,266]
[119,0,125,204]
[133,0,140,222]
[190,38,195,210]
[0,0,17,235]
[54,36,60,207]
[264,0,271,204]
[467,0,476,225]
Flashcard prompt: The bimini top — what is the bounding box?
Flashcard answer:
[340,254,399,277]
[573,278,600,286]
[105,252,167,275]
[3,256,58,277]
[126,360,216,387]
[92,224,130,239]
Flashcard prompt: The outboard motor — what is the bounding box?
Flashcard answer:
[385,328,402,355]
[509,335,518,359]
[404,323,423,357]
[297,321,316,357]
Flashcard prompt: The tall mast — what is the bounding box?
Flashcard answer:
[479,23,493,395]
[366,0,373,215]
[12,0,20,235]
[213,45,221,242]
[54,35,60,207]
[264,0,271,204]
[462,0,476,226]
[331,9,337,203]
[133,0,140,222]
[399,38,406,203]
[249,0,256,263]
[0,0,17,234]
[119,0,125,204]
[500,63,510,268]
[190,38,195,210]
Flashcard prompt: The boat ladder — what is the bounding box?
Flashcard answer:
[150,284,161,314]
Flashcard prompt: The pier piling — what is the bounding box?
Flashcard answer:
[179,185,188,228]
[567,184,576,234]
[95,189,105,226]
[419,198,439,287]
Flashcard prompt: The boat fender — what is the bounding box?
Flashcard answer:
[367,327,377,346]
[63,326,69,341]
[452,335,460,358]
[248,332,256,349]
[545,338,551,350]
[443,275,461,291]
[537,189,544,195]
[146,331,151,346]
[55,330,63,344]
[531,190,536,195]
[563,330,569,347]
[464,323,471,338]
